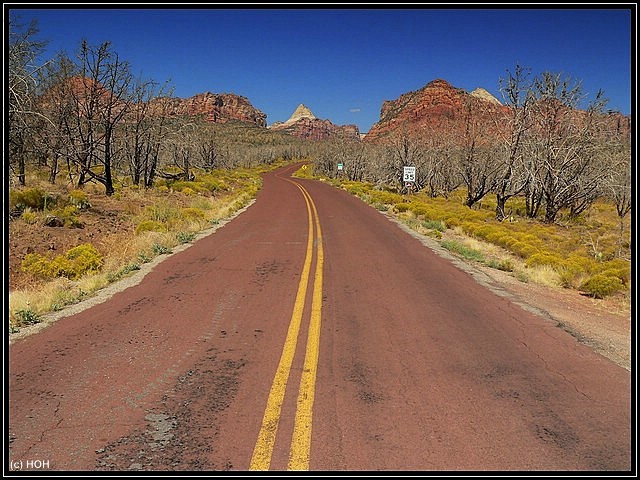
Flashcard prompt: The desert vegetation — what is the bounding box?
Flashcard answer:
[8,15,631,331]
[296,167,631,303]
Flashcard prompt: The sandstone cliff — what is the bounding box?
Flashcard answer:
[150,92,267,127]
[365,79,507,142]
[365,79,630,144]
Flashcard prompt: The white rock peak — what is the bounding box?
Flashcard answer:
[285,104,317,124]
[469,88,502,106]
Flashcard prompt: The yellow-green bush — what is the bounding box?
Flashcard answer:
[20,254,55,279]
[370,190,403,205]
[556,254,599,288]
[525,252,565,268]
[20,208,39,224]
[199,176,229,192]
[64,244,104,276]
[409,204,429,217]
[394,203,411,213]
[579,274,625,299]
[51,205,83,228]
[181,207,206,220]
[136,220,167,234]
[170,181,208,195]
[21,243,103,280]
[68,190,91,209]
[10,188,53,211]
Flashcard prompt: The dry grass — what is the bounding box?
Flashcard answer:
[8,163,276,329]
[308,168,631,301]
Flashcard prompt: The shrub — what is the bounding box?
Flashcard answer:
[21,243,103,280]
[136,220,167,234]
[69,190,91,209]
[170,181,207,195]
[51,205,83,228]
[525,252,564,268]
[20,208,39,224]
[599,266,631,286]
[370,190,403,205]
[181,207,206,220]
[579,274,624,299]
[152,243,172,255]
[65,244,104,276]
[14,308,42,326]
[176,231,196,244]
[10,188,54,211]
[421,220,446,232]
[410,204,429,217]
[200,176,229,192]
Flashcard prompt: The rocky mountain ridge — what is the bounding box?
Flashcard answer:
[268,104,360,140]
[50,77,629,144]
[364,78,630,142]
[364,79,509,142]
[149,91,268,127]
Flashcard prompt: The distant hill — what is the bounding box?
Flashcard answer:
[364,79,507,142]
[269,104,361,141]
[364,78,631,143]
[149,92,267,127]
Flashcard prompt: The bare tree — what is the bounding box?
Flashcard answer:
[160,120,200,181]
[530,72,609,223]
[603,146,632,258]
[494,64,534,220]
[123,80,174,187]
[60,40,134,195]
[8,13,49,186]
[34,52,78,184]
[196,126,221,171]
[457,95,500,208]
[413,121,460,198]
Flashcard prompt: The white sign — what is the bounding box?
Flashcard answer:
[337,162,344,171]
[403,166,416,182]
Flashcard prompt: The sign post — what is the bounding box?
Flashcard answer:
[403,166,416,194]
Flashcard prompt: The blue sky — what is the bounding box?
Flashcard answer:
[7,5,634,133]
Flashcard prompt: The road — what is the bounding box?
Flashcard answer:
[7,163,631,473]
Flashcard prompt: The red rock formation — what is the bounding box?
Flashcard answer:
[365,79,508,143]
[273,117,360,140]
[365,78,631,146]
[269,104,360,140]
[149,92,267,127]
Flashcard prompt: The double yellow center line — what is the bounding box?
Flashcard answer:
[250,178,324,471]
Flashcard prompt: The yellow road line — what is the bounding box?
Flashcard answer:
[288,184,324,470]
[249,181,315,471]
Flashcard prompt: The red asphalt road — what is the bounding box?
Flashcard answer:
[8,163,632,473]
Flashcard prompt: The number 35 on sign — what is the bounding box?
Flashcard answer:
[403,166,416,182]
